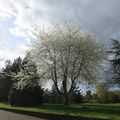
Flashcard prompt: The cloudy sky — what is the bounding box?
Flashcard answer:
[0,0,120,67]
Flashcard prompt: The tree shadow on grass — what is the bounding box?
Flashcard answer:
[37,104,120,117]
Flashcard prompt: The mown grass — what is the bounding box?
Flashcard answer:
[0,103,120,120]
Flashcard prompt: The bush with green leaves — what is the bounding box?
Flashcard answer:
[96,82,109,103]
[107,90,120,103]
[84,90,93,103]
[8,86,43,106]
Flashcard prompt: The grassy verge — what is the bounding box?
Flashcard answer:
[0,103,119,120]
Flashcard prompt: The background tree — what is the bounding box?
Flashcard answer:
[70,83,83,103]
[13,54,39,89]
[43,85,64,104]
[96,82,109,103]
[0,57,22,101]
[108,39,120,86]
[31,21,104,105]
[84,90,93,103]
[107,90,120,103]
[8,54,43,106]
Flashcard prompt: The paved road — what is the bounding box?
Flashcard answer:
[0,110,47,120]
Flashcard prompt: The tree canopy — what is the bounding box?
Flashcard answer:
[30,21,104,105]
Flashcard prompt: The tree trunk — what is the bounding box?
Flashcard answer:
[64,94,69,105]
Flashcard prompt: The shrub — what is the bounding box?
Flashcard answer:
[8,86,43,106]
[108,90,120,103]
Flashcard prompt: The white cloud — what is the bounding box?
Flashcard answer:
[10,0,51,37]
[0,39,28,69]
[0,46,27,69]
[0,0,52,68]
[0,0,52,41]
[0,0,120,66]
[0,0,120,42]
[0,0,16,19]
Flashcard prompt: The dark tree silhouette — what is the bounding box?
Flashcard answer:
[108,39,120,86]
[0,57,22,101]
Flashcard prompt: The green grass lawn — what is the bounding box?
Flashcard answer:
[0,103,120,120]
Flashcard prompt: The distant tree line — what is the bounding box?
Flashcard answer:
[0,54,120,106]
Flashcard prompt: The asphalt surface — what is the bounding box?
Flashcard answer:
[0,110,47,120]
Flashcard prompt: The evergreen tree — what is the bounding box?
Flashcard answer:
[0,57,22,101]
[108,39,120,86]
[9,54,43,106]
